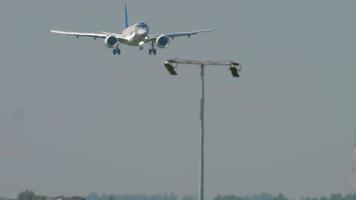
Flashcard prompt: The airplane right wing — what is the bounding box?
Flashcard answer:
[51,30,108,39]
[50,30,126,42]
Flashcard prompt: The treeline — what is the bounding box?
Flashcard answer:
[214,194,288,200]
[13,190,83,200]
[17,190,47,200]
[6,190,356,200]
[86,193,178,200]
[214,194,356,200]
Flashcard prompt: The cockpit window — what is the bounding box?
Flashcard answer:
[136,22,148,28]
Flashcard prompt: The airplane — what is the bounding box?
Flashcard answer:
[51,3,217,55]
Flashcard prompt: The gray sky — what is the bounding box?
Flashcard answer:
[1,0,356,199]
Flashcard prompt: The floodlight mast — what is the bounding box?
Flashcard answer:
[200,63,205,200]
[163,59,241,200]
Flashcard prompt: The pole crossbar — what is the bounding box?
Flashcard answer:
[166,58,240,68]
[164,58,241,77]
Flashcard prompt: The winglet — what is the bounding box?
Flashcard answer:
[124,2,129,28]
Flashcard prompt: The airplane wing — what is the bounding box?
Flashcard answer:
[50,30,125,41]
[145,29,217,42]
[51,30,108,39]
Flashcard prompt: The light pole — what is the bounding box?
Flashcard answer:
[163,59,241,200]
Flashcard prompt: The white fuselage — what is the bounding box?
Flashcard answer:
[119,22,149,46]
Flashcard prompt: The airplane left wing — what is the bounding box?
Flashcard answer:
[145,29,217,42]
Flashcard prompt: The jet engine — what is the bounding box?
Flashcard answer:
[105,35,118,48]
[156,34,169,48]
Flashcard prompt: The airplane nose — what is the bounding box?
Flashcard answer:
[136,28,148,35]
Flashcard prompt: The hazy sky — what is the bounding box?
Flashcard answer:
[1,0,356,199]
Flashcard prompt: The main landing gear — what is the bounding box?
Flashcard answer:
[148,48,157,55]
[113,47,121,55]
[148,42,157,55]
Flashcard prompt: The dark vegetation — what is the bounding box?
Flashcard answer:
[5,190,356,200]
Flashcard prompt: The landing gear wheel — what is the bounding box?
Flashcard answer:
[149,41,156,56]
[113,48,121,55]
[149,49,156,55]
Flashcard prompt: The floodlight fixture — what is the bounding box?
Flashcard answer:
[230,66,240,77]
[164,61,177,76]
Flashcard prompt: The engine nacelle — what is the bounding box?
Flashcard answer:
[156,34,170,48]
[105,35,118,48]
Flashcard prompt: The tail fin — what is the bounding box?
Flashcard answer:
[124,2,129,28]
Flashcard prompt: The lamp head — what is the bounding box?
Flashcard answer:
[164,61,178,76]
